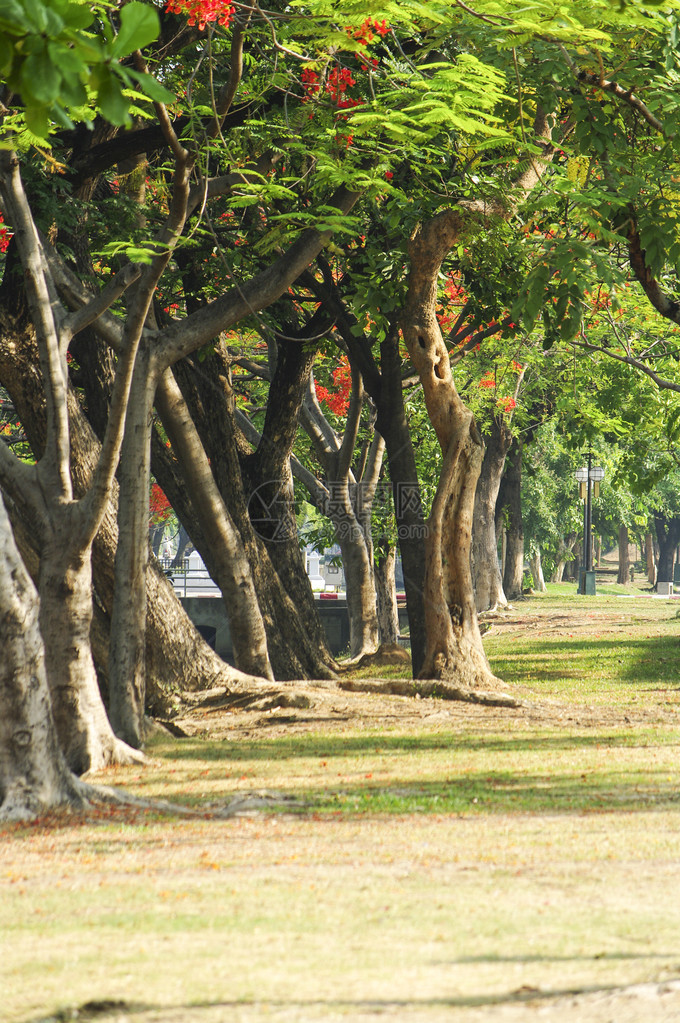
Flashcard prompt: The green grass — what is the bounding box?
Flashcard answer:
[4,587,680,1023]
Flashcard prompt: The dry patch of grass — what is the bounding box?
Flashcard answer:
[3,588,680,1023]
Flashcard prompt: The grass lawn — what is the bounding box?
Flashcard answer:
[2,584,680,1023]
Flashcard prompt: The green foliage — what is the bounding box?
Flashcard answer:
[0,0,171,140]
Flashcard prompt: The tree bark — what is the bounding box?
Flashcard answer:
[646,532,657,585]
[0,493,87,819]
[241,336,335,669]
[472,415,512,612]
[654,514,680,584]
[617,524,630,585]
[374,329,427,675]
[0,317,243,712]
[154,369,274,680]
[400,216,502,687]
[501,438,524,599]
[108,348,155,746]
[296,362,381,660]
[168,345,336,678]
[375,544,400,646]
[38,531,140,773]
[528,549,547,592]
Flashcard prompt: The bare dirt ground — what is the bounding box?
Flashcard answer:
[168,603,680,742]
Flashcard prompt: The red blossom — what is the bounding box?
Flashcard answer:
[149,483,172,525]
[315,359,352,416]
[165,0,233,30]
[0,213,12,254]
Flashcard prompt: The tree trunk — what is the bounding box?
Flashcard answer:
[399,220,502,689]
[646,532,657,585]
[472,416,512,612]
[168,346,336,679]
[336,510,380,657]
[108,349,155,747]
[154,369,274,680]
[38,531,140,774]
[502,439,524,599]
[528,549,547,592]
[0,493,87,819]
[654,514,680,584]
[375,544,400,645]
[0,317,235,708]
[617,525,630,585]
[240,337,336,670]
[374,329,427,674]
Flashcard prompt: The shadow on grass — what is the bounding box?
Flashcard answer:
[289,769,680,816]
[156,727,674,764]
[27,975,680,1022]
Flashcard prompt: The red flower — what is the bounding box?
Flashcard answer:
[165,0,233,30]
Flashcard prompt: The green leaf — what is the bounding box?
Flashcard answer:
[21,52,61,105]
[125,68,177,105]
[0,35,13,75]
[111,2,160,59]
[97,70,131,125]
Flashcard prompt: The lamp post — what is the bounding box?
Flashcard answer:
[575,455,605,594]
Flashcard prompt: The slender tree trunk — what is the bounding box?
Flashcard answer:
[108,350,155,747]
[336,511,380,657]
[154,369,274,680]
[374,329,427,674]
[240,337,335,671]
[171,523,193,567]
[646,532,657,585]
[502,439,524,600]
[169,346,336,679]
[0,494,87,820]
[375,544,400,646]
[472,416,512,612]
[528,549,546,592]
[617,525,630,585]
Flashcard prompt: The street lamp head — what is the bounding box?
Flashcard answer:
[575,467,588,482]
[590,466,605,482]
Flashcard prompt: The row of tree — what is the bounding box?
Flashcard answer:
[3,0,680,819]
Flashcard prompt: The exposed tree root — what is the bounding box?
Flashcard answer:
[337,677,523,708]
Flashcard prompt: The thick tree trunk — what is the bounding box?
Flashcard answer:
[617,525,630,585]
[375,544,400,646]
[654,514,680,584]
[0,494,87,819]
[38,533,141,774]
[472,416,512,612]
[502,439,524,599]
[417,411,497,684]
[400,220,503,689]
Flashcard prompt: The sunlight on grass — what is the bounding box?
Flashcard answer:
[4,588,680,1023]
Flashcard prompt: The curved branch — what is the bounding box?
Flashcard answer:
[628,219,680,326]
